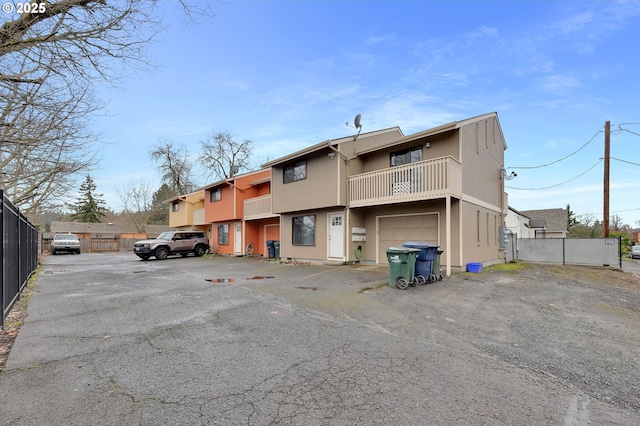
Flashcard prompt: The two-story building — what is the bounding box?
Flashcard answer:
[263,112,508,275]
[202,169,279,257]
[166,189,212,239]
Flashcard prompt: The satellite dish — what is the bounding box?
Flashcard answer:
[353,113,362,141]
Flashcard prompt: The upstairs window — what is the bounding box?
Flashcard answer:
[283,160,306,183]
[390,146,422,167]
[210,188,221,202]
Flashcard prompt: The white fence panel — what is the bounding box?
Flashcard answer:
[515,238,620,267]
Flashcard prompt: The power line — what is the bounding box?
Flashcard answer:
[611,157,640,167]
[505,159,602,190]
[617,127,640,138]
[507,130,601,170]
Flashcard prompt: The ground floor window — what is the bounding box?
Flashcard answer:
[292,215,315,245]
[218,224,229,245]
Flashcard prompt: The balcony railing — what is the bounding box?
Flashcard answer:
[348,156,462,207]
[244,194,275,220]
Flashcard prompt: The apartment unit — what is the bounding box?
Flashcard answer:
[263,112,508,275]
[202,169,279,257]
[166,189,212,238]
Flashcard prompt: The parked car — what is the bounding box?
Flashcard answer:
[51,233,81,255]
[133,231,209,260]
[632,245,640,260]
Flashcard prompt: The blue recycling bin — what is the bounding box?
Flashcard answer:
[266,240,275,258]
[403,242,440,282]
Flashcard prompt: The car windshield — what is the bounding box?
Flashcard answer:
[55,234,78,241]
[156,232,174,241]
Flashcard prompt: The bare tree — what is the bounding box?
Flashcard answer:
[200,131,253,180]
[1,55,100,213]
[150,138,197,195]
[117,179,153,232]
[0,1,211,215]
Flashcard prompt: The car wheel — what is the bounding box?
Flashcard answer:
[51,249,56,255]
[193,245,206,257]
[154,247,169,260]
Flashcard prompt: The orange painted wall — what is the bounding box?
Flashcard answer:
[245,217,279,257]
[204,169,275,256]
[205,184,236,223]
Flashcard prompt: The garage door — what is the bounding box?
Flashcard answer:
[378,214,438,264]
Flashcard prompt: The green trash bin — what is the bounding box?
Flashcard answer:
[386,247,420,290]
[273,241,280,258]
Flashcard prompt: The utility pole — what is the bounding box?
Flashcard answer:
[603,120,610,237]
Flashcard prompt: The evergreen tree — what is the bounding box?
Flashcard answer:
[68,174,107,223]
[148,183,176,225]
[567,204,578,229]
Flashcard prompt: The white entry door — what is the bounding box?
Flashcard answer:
[329,213,344,259]
[234,223,242,254]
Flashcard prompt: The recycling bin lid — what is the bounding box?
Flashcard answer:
[402,241,430,249]
[386,246,421,253]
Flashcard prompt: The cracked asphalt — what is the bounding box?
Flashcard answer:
[1,253,639,425]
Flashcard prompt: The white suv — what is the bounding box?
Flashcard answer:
[133,231,210,260]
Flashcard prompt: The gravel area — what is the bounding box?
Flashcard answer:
[366,262,640,414]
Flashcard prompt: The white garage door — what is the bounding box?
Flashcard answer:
[378,214,439,264]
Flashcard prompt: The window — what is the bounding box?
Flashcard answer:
[390,146,422,167]
[292,215,315,246]
[218,224,229,245]
[172,202,179,212]
[284,161,306,183]
[210,188,221,202]
[390,146,423,194]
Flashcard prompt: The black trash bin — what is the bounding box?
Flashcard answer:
[266,240,275,258]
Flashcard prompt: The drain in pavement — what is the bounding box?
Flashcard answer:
[246,276,275,280]
[296,286,325,291]
[205,278,235,283]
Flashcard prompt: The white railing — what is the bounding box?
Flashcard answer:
[244,194,274,220]
[192,208,206,225]
[348,156,462,207]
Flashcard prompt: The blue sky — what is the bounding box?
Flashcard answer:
[91,0,640,227]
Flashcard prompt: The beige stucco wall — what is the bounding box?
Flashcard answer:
[271,150,342,214]
[348,199,461,267]
[460,117,505,209]
[460,200,504,266]
[357,131,459,175]
[278,209,331,261]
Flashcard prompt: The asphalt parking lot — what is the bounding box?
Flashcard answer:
[1,252,639,425]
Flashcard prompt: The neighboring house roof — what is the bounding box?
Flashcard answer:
[51,221,131,234]
[50,221,172,235]
[261,126,404,168]
[520,208,568,232]
[508,206,531,219]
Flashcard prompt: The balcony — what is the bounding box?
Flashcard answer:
[244,194,276,220]
[348,156,462,207]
